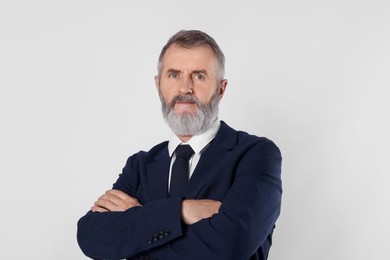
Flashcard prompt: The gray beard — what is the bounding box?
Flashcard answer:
[160,92,220,136]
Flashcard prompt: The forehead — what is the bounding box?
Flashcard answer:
[161,44,217,72]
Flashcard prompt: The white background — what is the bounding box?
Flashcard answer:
[1,1,389,259]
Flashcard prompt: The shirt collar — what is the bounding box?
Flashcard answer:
[168,119,221,157]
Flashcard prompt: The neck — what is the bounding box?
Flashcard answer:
[178,135,192,143]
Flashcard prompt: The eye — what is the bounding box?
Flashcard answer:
[169,72,179,78]
[193,73,205,80]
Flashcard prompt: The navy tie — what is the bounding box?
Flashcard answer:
[169,145,194,198]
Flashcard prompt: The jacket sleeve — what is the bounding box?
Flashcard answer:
[77,153,186,260]
[77,140,282,260]
[77,198,184,259]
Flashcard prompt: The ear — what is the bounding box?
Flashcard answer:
[154,76,160,91]
[218,79,228,100]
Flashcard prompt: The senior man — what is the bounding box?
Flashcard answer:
[77,30,282,260]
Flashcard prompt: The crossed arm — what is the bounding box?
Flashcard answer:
[92,189,221,225]
[78,140,282,259]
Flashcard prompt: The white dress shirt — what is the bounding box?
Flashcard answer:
[167,120,221,191]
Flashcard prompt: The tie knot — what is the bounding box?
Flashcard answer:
[175,145,194,160]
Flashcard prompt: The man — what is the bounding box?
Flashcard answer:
[77,30,282,260]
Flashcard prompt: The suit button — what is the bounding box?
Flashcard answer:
[164,229,171,236]
[147,237,153,244]
[158,231,165,239]
[153,234,159,242]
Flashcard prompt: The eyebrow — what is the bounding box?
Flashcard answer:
[165,68,209,76]
[192,69,208,76]
[166,68,181,74]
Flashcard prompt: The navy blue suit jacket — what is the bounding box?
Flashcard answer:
[77,121,282,260]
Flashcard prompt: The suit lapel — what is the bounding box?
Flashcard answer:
[146,147,171,201]
[185,121,237,198]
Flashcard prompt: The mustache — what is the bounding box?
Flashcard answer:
[169,94,200,107]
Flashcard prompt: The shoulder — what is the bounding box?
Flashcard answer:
[237,131,281,157]
[219,121,281,158]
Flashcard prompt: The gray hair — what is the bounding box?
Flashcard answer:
[157,30,225,81]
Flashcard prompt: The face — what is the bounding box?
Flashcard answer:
[155,44,227,136]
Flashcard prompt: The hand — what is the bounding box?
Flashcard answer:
[91,189,142,212]
[181,199,221,225]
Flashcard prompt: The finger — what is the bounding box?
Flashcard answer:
[106,190,142,208]
[98,190,142,210]
[99,193,126,207]
[95,198,122,211]
[91,205,109,212]
[106,189,135,201]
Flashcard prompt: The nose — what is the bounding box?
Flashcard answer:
[179,77,193,94]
